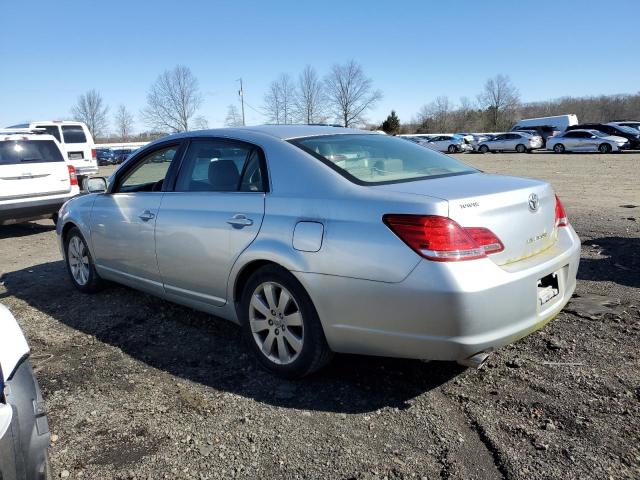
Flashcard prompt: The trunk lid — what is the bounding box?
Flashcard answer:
[374,172,557,265]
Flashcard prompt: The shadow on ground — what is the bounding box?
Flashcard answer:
[0,222,56,239]
[578,236,640,288]
[1,260,462,413]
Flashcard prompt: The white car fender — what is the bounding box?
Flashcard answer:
[0,304,30,383]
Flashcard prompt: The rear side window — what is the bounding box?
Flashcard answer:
[61,125,87,143]
[175,139,266,192]
[34,125,61,142]
[0,140,64,164]
[291,134,475,185]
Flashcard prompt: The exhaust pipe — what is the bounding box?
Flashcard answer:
[457,352,491,369]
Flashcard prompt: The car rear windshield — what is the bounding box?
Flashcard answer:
[290,134,476,185]
[0,140,64,164]
[61,125,87,143]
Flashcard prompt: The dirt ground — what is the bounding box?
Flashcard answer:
[0,152,638,479]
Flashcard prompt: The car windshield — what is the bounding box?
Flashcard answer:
[614,125,639,135]
[587,130,608,138]
[291,134,476,184]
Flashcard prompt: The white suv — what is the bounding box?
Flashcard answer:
[8,121,98,182]
[0,129,80,225]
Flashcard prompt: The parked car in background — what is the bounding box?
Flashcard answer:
[0,129,80,225]
[511,125,557,147]
[566,123,640,149]
[7,121,97,184]
[0,304,51,480]
[112,148,138,164]
[57,125,579,378]
[477,132,543,153]
[511,114,578,135]
[96,148,116,166]
[425,134,472,153]
[546,129,629,153]
[609,121,640,131]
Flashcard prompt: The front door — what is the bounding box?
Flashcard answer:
[155,138,267,306]
[90,143,181,295]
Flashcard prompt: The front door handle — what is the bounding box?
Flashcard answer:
[139,210,156,222]
[227,214,253,228]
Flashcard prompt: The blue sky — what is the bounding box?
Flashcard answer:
[1,0,638,132]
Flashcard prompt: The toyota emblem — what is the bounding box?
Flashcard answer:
[528,193,539,212]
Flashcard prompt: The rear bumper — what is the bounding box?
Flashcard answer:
[0,191,78,225]
[74,165,99,175]
[298,226,580,361]
[0,360,50,480]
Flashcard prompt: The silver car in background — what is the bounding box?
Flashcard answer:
[57,126,580,378]
[546,129,629,153]
[424,134,472,153]
[478,132,543,153]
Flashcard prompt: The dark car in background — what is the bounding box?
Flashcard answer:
[566,123,640,149]
[112,148,138,164]
[96,148,115,166]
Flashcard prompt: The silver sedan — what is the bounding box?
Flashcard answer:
[546,129,629,153]
[57,126,580,378]
[477,132,543,153]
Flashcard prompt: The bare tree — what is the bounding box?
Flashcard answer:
[225,104,244,127]
[324,60,382,127]
[477,74,520,131]
[113,104,134,141]
[418,96,451,132]
[294,65,327,124]
[141,65,203,132]
[263,74,295,124]
[71,89,109,138]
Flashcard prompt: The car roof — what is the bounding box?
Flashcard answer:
[0,133,59,142]
[165,125,370,142]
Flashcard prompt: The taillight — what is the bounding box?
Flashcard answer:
[68,165,78,186]
[91,148,97,159]
[383,215,504,262]
[555,195,568,227]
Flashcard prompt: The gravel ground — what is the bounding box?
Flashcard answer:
[0,152,638,479]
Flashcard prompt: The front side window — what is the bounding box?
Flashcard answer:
[117,145,178,192]
[291,134,475,185]
[175,139,265,192]
[61,125,87,143]
[0,140,64,165]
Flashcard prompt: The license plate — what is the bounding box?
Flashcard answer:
[68,153,83,160]
[537,272,560,306]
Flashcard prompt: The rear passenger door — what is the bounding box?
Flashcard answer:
[155,138,267,307]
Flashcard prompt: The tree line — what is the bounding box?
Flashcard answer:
[69,66,640,141]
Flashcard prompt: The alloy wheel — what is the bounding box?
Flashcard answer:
[68,235,90,286]
[249,281,304,365]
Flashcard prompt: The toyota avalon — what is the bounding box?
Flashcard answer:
[56,126,580,378]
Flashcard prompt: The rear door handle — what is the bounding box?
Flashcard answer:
[227,214,253,228]
[139,210,156,222]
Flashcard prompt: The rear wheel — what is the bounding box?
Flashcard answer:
[64,227,103,293]
[553,143,565,153]
[239,265,332,378]
[479,145,489,154]
[447,144,457,153]
[598,143,612,153]
[515,144,526,153]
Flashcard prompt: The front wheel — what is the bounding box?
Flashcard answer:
[478,145,489,154]
[598,143,612,153]
[64,227,103,293]
[239,265,332,378]
[515,143,526,153]
[553,143,565,153]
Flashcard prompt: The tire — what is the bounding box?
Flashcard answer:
[239,264,332,378]
[598,143,612,154]
[64,227,103,293]
[553,143,565,153]
[447,144,457,154]
[515,144,526,153]
[479,145,489,154]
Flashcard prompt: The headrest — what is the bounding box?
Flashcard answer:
[208,160,239,191]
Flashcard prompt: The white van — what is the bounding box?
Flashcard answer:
[7,120,98,182]
[511,114,578,134]
[0,129,80,225]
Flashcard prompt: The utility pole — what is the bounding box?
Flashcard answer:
[237,78,246,126]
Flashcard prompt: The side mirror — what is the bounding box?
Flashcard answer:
[83,176,107,193]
